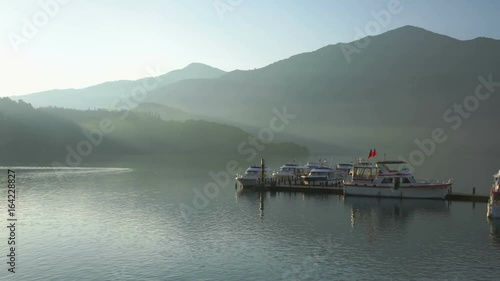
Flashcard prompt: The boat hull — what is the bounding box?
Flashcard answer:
[302,176,343,186]
[344,184,450,199]
[488,205,500,219]
[236,177,258,188]
[235,177,273,188]
[488,189,500,218]
[302,176,328,183]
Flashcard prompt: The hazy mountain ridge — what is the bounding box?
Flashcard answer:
[133,102,196,121]
[15,63,226,110]
[145,26,500,141]
[0,98,308,165]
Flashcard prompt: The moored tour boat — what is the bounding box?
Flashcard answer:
[272,163,309,181]
[487,170,500,219]
[302,166,343,186]
[235,166,272,188]
[343,161,452,199]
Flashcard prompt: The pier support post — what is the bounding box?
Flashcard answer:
[261,157,265,188]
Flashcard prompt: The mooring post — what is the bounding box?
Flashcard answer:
[472,186,476,195]
[260,157,265,187]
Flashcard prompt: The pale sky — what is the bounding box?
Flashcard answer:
[1,0,500,96]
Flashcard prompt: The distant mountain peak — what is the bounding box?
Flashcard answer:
[376,25,459,42]
[183,62,222,71]
[395,25,430,32]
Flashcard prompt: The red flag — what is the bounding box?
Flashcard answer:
[372,149,378,158]
[368,149,373,159]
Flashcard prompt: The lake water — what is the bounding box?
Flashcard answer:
[1,166,499,280]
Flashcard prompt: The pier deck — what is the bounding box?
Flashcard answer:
[240,183,488,202]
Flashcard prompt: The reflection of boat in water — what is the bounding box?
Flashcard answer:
[345,196,449,212]
[344,160,452,199]
[345,196,449,229]
[487,170,500,219]
[488,219,500,246]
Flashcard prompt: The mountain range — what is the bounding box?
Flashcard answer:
[12,25,500,190]
[0,98,308,166]
[16,63,225,110]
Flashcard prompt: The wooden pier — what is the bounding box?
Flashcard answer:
[445,192,488,202]
[239,182,488,202]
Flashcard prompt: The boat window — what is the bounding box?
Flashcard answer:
[381,178,393,183]
[362,168,372,178]
[402,177,411,183]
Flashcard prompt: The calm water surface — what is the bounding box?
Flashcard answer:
[0,166,499,281]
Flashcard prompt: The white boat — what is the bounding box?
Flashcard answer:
[301,167,343,186]
[235,166,273,188]
[343,160,452,199]
[336,163,354,179]
[305,161,322,170]
[272,163,309,181]
[487,170,500,219]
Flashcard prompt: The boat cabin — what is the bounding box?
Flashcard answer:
[351,161,417,186]
[336,163,353,173]
[308,167,334,177]
[305,162,322,169]
[278,164,308,175]
[352,165,376,180]
[244,166,270,176]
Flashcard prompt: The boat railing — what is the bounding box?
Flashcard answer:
[417,179,452,184]
[236,173,252,178]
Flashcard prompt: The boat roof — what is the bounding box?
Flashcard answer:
[376,161,407,165]
[281,164,307,169]
[246,166,271,171]
[310,167,333,172]
[353,162,375,168]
